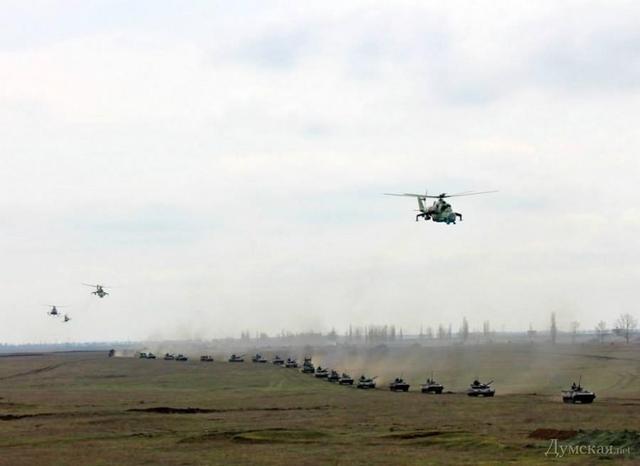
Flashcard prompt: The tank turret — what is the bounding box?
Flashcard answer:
[389,377,410,392]
[251,353,267,363]
[562,377,596,404]
[467,379,495,397]
[356,375,377,389]
[327,370,340,382]
[285,358,298,368]
[301,357,315,373]
[420,374,444,394]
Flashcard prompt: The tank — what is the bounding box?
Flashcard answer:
[301,357,315,374]
[108,349,115,358]
[176,354,188,361]
[327,370,340,382]
[228,354,245,363]
[314,366,329,378]
[251,353,267,363]
[163,353,175,361]
[200,355,214,362]
[421,376,444,394]
[272,355,285,365]
[356,375,377,389]
[389,377,410,392]
[467,379,495,397]
[562,379,596,404]
[285,358,298,368]
[338,373,354,385]
[147,353,156,359]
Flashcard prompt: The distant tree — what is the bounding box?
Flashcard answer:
[613,313,638,344]
[482,320,491,340]
[570,321,580,344]
[550,312,557,345]
[595,321,608,344]
[447,324,452,340]
[419,325,424,340]
[327,327,338,342]
[399,328,403,340]
[527,323,537,342]
[437,324,446,340]
[459,317,469,343]
[426,326,433,339]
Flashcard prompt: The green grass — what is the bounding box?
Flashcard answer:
[0,344,638,465]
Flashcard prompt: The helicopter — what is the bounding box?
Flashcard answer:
[62,314,71,323]
[46,305,64,317]
[83,283,109,298]
[384,190,497,224]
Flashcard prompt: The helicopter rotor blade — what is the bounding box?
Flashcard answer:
[384,193,427,199]
[437,190,499,198]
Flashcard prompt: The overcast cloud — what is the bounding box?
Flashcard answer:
[1,1,639,343]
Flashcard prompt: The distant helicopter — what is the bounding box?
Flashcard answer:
[83,283,109,298]
[63,314,71,323]
[384,190,497,224]
[46,305,64,317]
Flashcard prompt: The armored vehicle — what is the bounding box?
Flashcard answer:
[228,354,245,363]
[176,354,188,361]
[147,352,156,359]
[389,377,410,392]
[200,355,214,362]
[421,376,444,394]
[272,355,285,365]
[314,366,329,378]
[562,379,596,404]
[338,373,354,385]
[285,358,298,368]
[467,379,495,397]
[108,349,115,358]
[252,353,267,363]
[139,352,148,359]
[356,375,377,389]
[163,353,175,361]
[327,370,340,382]
[301,357,315,374]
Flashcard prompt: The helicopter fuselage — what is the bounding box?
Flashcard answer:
[417,199,461,224]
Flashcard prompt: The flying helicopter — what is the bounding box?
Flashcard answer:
[384,190,497,224]
[63,314,71,323]
[83,283,109,298]
[46,305,64,317]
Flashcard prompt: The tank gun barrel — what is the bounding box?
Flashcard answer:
[486,380,494,385]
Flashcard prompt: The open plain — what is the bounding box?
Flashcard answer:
[0,344,639,465]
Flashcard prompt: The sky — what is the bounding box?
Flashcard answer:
[1,0,639,343]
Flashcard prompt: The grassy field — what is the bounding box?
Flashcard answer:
[0,344,638,465]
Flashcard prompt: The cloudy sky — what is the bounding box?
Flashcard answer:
[1,0,639,343]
